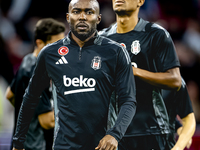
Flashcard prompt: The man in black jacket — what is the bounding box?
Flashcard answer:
[12,0,137,150]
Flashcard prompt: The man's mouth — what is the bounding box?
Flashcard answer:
[76,23,88,30]
[115,0,125,5]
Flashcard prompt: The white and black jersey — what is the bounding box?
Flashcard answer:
[13,32,137,150]
[100,18,181,136]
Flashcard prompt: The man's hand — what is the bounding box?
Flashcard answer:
[176,126,193,150]
[95,134,118,150]
[132,66,137,76]
[186,138,192,149]
[5,86,15,106]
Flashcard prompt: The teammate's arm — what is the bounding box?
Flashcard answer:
[133,27,181,91]
[132,67,181,91]
[38,110,55,129]
[5,86,15,106]
[177,127,192,149]
[172,113,196,150]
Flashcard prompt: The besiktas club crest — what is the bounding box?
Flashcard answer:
[131,40,141,55]
[91,56,101,70]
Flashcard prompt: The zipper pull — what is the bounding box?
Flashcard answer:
[79,47,82,60]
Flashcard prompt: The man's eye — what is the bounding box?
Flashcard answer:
[73,11,79,14]
[86,11,93,15]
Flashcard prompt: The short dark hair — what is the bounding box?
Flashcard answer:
[34,18,66,43]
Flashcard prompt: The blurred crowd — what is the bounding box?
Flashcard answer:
[0,0,200,149]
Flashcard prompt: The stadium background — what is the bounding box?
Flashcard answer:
[0,0,200,149]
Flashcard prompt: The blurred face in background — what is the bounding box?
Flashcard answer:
[112,0,144,15]
[45,33,65,45]
[36,33,65,50]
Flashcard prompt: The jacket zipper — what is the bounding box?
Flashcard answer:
[79,47,82,60]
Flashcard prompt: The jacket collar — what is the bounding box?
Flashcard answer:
[63,30,103,47]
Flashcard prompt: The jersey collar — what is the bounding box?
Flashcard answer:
[63,31,102,46]
[106,18,149,36]
[134,18,149,32]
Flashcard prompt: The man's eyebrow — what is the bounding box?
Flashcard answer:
[72,8,95,11]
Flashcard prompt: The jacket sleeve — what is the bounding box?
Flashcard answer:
[152,28,180,72]
[106,46,137,141]
[13,50,51,149]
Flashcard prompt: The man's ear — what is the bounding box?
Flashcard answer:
[138,0,145,7]
[96,14,102,25]
[35,39,45,49]
[66,13,70,23]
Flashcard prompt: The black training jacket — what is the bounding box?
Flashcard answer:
[13,32,137,150]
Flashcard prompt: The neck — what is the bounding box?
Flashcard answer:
[71,32,96,48]
[116,10,139,33]
[33,47,41,57]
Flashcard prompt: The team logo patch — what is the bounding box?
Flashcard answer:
[131,40,141,55]
[120,43,126,48]
[58,46,69,56]
[91,56,101,70]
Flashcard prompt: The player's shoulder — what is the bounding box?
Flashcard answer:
[23,53,35,62]
[149,22,170,38]
[99,22,117,37]
[39,38,65,55]
[99,18,168,37]
[99,35,130,62]
[100,35,123,51]
[21,53,36,70]
[14,53,37,78]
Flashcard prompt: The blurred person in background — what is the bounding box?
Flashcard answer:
[99,0,182,149]
[0,34,14,84]
[162,77,196,150]
[0,0,70,73]
[5,18,66,150]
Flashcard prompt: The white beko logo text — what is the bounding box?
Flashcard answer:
[63,75,96,95]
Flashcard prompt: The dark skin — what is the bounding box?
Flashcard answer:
[66,0,101,47]
[112,0,182,91]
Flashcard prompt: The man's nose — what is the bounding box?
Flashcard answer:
[79,12,87,20]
